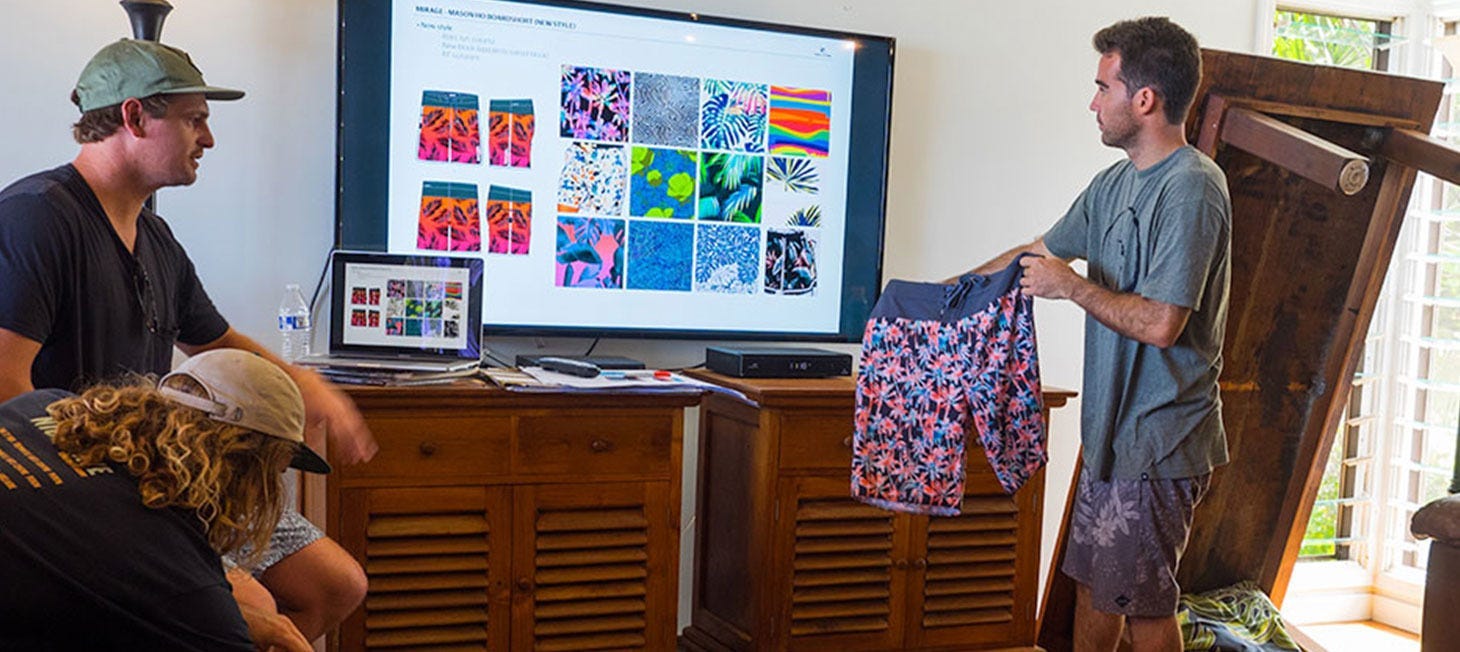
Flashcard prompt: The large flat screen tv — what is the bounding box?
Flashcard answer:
[338,0,894,341]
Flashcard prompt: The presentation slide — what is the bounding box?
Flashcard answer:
[340,262,473,349]
[387,0,858,334]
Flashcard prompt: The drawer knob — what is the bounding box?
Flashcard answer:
[893,558,909,570]
[516,577,533,592]
[912,558,927,570]
[590,438,615,453]
[419,442,438,456]
[841,436,852,449]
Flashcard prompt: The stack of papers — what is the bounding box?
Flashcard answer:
[479,367,552,389]
[315,366,481,387]
[482,366,747,401]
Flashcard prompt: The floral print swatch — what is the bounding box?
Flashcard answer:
[556,217,625,288]
[700,79,767,152]
[558,143,627,216]
[560,66,631,142]
[630,147,697,218]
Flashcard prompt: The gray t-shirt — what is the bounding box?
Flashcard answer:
[1044,146,1231,480]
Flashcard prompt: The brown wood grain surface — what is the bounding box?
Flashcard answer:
[319,386,688,651]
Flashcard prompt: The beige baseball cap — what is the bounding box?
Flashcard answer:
[158,349,329,474]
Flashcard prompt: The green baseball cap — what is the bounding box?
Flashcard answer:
[72,39,244,113]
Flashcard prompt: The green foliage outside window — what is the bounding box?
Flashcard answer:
[1299,442,1344,557]
[1272,10,1381,69]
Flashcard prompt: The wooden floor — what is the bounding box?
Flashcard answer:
[1301,622,1418,652]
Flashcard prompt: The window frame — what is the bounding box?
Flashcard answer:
[1261,1,1459,633]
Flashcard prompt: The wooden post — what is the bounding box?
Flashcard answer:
[1221,107,1371,195]
[1380,127,1460,188]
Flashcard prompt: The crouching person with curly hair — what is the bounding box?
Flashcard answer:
[0,349,329,651]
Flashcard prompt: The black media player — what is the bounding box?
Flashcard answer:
[705,346,853,378]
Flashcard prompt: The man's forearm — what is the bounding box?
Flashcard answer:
[1066,280,1186,348]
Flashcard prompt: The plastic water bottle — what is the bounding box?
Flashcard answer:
[278,284,312,363]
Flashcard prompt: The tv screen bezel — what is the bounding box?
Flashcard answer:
[336,0,895,343]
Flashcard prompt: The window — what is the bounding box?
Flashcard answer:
[1267,2,1459,633]
[1272,10,1393,70]
[1385,19,1460,582]
[1271,8,1396,567]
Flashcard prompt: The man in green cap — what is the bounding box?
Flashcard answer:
[0,38,372,649]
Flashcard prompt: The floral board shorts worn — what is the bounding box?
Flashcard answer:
[1061,467,1211,617]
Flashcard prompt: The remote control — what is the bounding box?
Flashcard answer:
[537,356,601,378]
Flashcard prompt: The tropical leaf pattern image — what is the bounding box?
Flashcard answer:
[764,228,817,296]
[632,73,699,148]
[630,147,697,219]
[555,217,625,288]
[417,181,480,252]
[694,224,760,294]
[700,79,767,152]
[488,99,534,168]
[766,156,820,194]
[560,65,631,142]
[485,185,531,255]
[697,153,763,223]
[787,205,822,227]
[765,156,821,227]
[627,221,693,291]
[418,90,481,164]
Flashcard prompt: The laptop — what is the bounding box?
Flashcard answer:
[298,251,484,373]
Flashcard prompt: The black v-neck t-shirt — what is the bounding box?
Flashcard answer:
[0,165,228,390]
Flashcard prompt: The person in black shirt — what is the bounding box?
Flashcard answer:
[0,349,327,651]
[0,39,370,645]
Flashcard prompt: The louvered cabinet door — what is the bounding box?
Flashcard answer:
[511,482,676,652]
[774,475,908,651]
[905,466,1042,649]
[338,485,512,651]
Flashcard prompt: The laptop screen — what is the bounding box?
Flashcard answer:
[327,251,483,361]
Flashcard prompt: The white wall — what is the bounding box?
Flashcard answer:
[1,1,340,353]
[0,0,1258,627]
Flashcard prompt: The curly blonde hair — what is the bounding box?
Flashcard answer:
[47,380,297,565]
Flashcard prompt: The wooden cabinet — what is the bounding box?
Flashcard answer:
[310,386,696,651]
[680,372,1073,652]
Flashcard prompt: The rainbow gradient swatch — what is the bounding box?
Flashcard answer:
[768,86,830,158]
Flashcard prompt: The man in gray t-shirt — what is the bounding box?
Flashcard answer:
[960,17,1230,652]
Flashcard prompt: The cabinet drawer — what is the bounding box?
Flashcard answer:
[345,416,511,479]
[515,413,672,477]
[777,409,854,470]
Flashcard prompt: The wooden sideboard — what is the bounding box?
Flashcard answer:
[305,385,698,651]
[679,371,1074,652]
